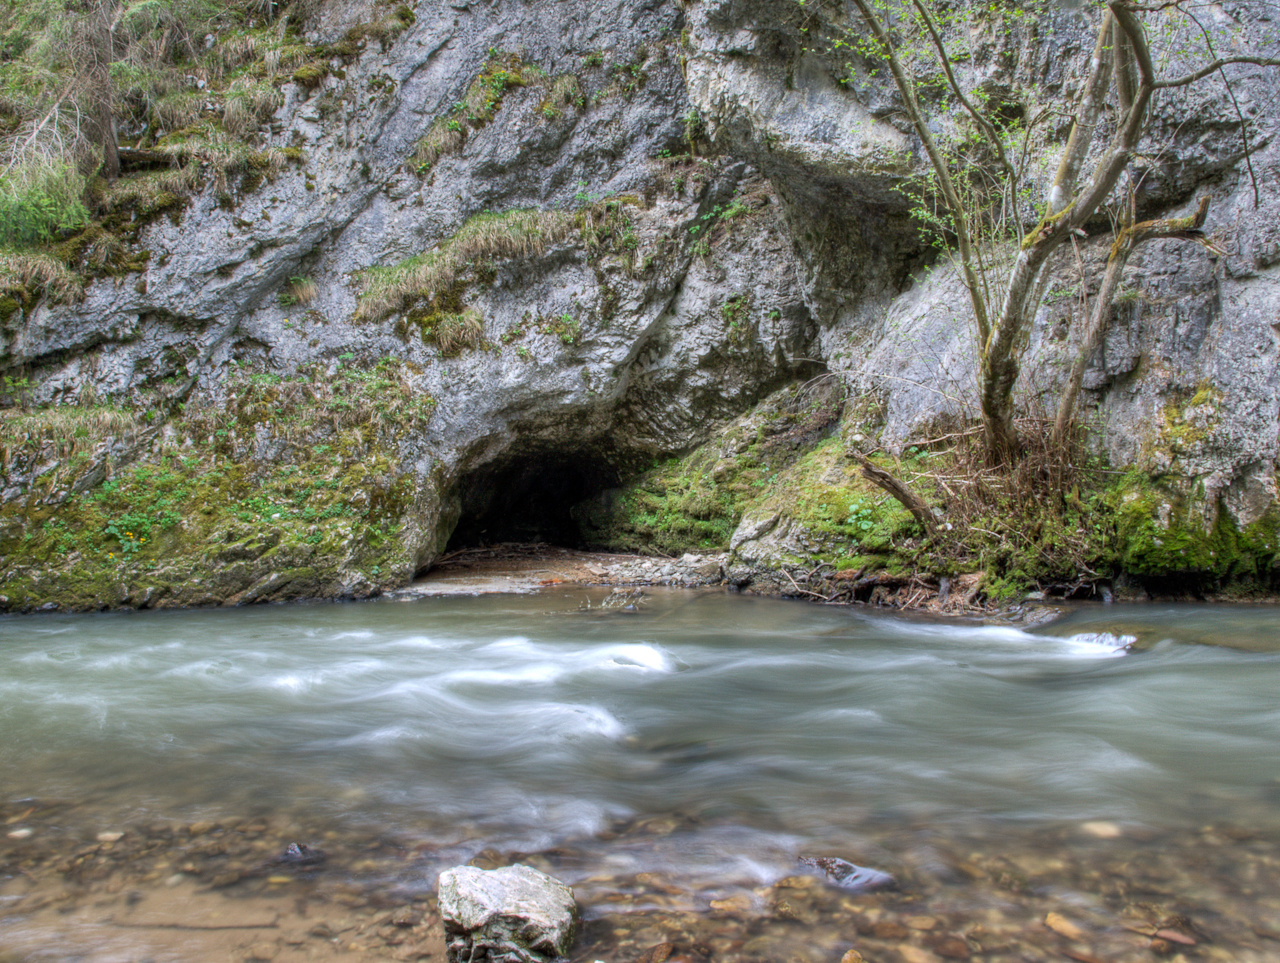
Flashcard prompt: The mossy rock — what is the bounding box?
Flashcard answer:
[292,62,329,89]
[0,294,20,325]
[1114,475,1280,584]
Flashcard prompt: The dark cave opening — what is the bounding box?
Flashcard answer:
[444,451,625,551]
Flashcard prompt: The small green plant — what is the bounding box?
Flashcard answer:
[1,374,34,407]
[0,161,89,249]
[278,275,318,307]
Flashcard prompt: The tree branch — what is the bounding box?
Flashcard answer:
[847,451,937,536]
[1156,56,1280,89]
[1052,195,1216,444]
[849,0,992,345]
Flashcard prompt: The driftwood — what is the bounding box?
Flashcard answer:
[847,450,937,535]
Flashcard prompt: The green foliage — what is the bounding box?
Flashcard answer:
[358,208,577,322]
[541,312,578,345]
[358,198,640,325]
[578,449,740,555]
[0,162,88,248]
[414,307,485,356]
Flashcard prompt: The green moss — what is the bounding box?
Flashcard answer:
[0,358,436,611]
[0,294,19,324]
[1113,473,1280,583]
[292,61,328,89]
[577,448,740,555]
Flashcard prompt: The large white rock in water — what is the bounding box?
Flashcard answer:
[438,864,578,963]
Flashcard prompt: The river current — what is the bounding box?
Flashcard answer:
[2,589,1279,962]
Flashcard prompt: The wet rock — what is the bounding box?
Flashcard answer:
[438,863,578,963]
[799,855,896,892]
[635,944,677,963]
[390,908,421,928]
[931,936,971,959]
[1044,911,1086,940]
[872,921,910,940]
[897,947,941,963]
[275,842,326,866]
[1080,821,1122,839]
[709,894,755,915]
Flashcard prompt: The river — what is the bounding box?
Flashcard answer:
[2,589,1278,961]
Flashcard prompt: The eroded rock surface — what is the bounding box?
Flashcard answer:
[438,864,578,963]
[2,0,1279,608]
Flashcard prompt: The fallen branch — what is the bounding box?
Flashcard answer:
[847,451,937,535]
[782,568,837,602]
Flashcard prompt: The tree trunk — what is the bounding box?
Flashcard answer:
[90,0,120,181]
[1051,195,1214,445]
[96,88,120,180]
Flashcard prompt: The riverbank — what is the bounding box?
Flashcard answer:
[3,383,1277,618]
[406,543,1280,625]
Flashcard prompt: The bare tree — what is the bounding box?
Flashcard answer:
[848,0,1280,462]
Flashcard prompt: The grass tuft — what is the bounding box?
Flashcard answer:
[356,209,576,323]
[0,249,83,303]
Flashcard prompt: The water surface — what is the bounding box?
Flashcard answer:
[3,591,1279,961]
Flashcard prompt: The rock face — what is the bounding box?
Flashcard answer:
[438,864,578,963]
[1,0,1279,607]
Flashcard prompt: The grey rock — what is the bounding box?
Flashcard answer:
[5,0,1280,606]
[438,864,578,963]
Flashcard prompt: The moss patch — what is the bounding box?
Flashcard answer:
[0,357,437,612]
[1113,472,1280,585]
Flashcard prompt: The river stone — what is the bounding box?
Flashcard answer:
[438,864,578,963]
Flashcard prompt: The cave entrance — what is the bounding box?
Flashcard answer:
[443,450,624,552]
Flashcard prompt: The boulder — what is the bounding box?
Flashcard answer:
[438,864,578,963]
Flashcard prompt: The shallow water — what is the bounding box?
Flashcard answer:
[3,591,1280,962]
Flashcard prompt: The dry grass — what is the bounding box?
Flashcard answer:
[407,53,548,173]
[1,405,138,440]
[148,88,208,133]
[222,77,284,137]
[153,133,296,192]
[879,413,1100,583]
[431,309,485,355]
[409,119,467,171]
[206,33,261,82]
[356,209,575,322]
[0,406,142,477]
[542,74,584,115]
[96,166,199,214]
[0,250,83,302]
[282,275,318,305]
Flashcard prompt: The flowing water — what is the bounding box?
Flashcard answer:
[3,589,1280,962]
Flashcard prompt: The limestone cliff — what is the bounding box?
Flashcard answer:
[1,0,1277,610]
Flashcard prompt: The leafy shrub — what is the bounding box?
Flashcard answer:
[0,162,88,248]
